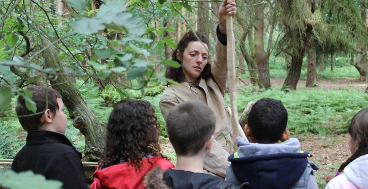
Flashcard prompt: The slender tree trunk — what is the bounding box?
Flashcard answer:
[163,21,174,60]
[319,52,324,72]
[239,50,245,75]
[240,31,258,86]
[254,0,270,89]
[41,37,105,162]
[176,20,181,43]
[57,0,64,26]
[197,0,209,34]
[306,47,317,87]
[331,53,334,71]
[352,3,368,81]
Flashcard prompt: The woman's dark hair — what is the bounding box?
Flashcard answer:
[338,108,368,172]
[99,100,162,170]
[165,31,212,83]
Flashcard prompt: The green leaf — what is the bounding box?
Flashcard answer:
[111,67,127,72]
[158,0,166,4]
[72,18,105,35]
[119,54,133,62]
[67,0,86,12]
[87,61,108,71]
[97,0,127,19]
[163,37,177,49]
[166,27,176,32]
[94,49,117,59]
[0,170,62,189]
[165,78,180,85]
[0,65,16,83]
[75,54,84,61]
[128,44,150,56]
[182,2,192,12]
[24,76,42,85]
[114,57,129,68]
[122,36,153,44]
[19,90,37,114]
[0,87,14,112]
[133,59,148,67]
[162,60,181,68]
[5,34,19,47]
[98,71,112,79]
[127,67,147,80]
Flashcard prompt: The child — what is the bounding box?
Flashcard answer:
[90,100,174,189]
[11,86,87,189]
[161,100,246,189]
[326,108,368,189]
[226,98,319,189]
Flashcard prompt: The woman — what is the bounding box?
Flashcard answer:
[159,0,245,178]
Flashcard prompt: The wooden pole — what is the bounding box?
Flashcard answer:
[226,15,238,151]
[0,159,98,167]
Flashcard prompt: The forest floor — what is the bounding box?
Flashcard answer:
[161,77,367,186]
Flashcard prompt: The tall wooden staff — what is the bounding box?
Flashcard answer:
[226,8,238,151]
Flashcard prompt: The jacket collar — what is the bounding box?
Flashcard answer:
[26,130,82,158]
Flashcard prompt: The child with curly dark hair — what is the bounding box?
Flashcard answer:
[326,108,368,189]
[90,100,174,189]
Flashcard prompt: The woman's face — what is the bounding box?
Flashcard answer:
[349,134,359,154]
[178,41,209,83]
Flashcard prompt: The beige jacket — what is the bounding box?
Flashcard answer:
[159,41,246,178]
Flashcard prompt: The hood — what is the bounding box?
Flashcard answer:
[235,137,301,157]
[93,156,174,189]
[228,137,308,189]
[344,154,368,189]
[163,169,223,189]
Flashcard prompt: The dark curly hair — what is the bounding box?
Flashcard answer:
[338,108,368,172]
[99,100,162,170]
[165,31,212,83]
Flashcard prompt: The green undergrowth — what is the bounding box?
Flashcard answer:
[228,86,368,135]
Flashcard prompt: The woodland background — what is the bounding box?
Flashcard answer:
[0,0,368,188]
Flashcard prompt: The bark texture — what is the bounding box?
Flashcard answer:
[306,47,317,87]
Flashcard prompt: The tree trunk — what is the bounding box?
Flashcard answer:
[211,1,221,43]
[306,47,317,87]
[57,0,64,26]
[163,21,174,60]
[240,31,258,86]
[285,55,291,73]
[282,49,305,91]
[254,0,271,89]
[319,52,324,72]
[352,3,368,81]
[239,50,245,75]
[331,53,334,71]
[197,0,209,34]
[41,37,105,162]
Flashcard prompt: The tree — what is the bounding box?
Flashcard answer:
[0,0,182,162]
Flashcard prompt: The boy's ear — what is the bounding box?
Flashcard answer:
[244,124,252,138]
[205,135,214,151]
[280,129,290,142]
[176,50,182,61]
[41,109,53,124]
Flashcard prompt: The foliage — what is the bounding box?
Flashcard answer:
[0,119,24,159]
[230,86,368,134]
[0,170,62,189]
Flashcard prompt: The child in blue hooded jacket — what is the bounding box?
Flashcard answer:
[226,98,319,189]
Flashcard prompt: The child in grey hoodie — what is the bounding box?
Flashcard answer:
[226,98,319,189]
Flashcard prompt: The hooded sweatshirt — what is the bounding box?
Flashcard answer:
[226,137,318,189]
[90,156,174,189]
[326,154,368,189]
